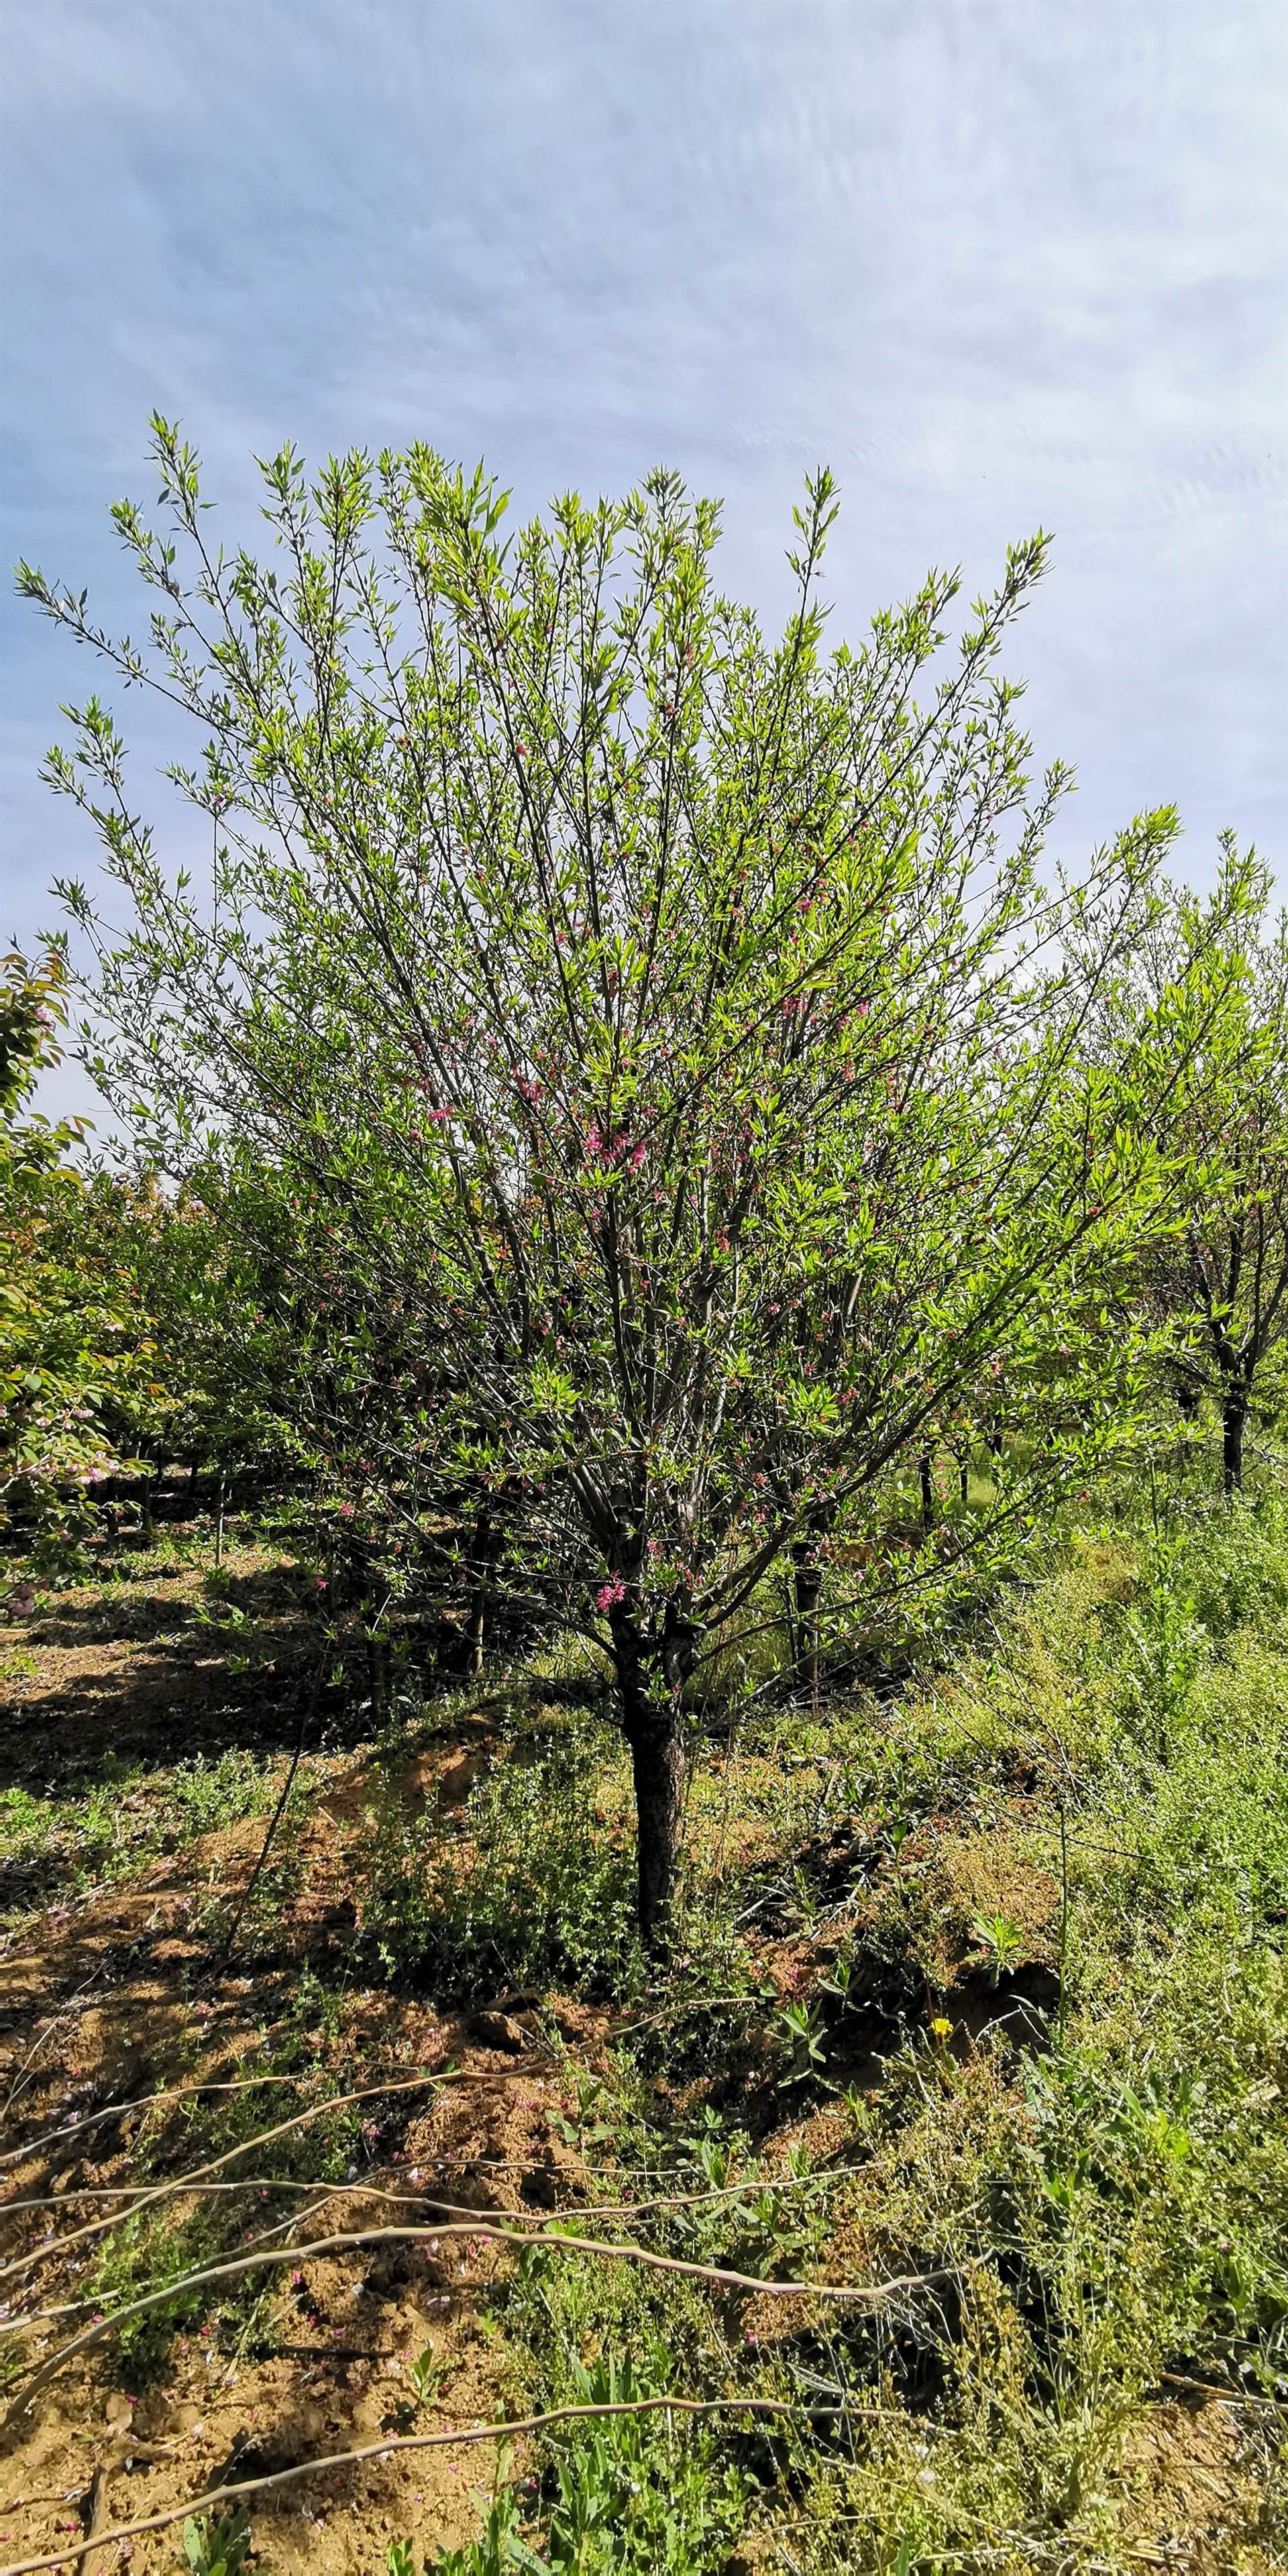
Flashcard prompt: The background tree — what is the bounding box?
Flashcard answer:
[0,951,151,1570]
[1135,869,1288,1492]
[19,427,1246,1934]
[63,1161,305,1537]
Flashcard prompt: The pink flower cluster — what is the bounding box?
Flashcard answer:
[584,1127,646,1170]
[596,1576,627,1612]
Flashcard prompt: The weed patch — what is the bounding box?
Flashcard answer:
[355,1729,645,1999]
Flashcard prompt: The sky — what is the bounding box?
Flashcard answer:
[1,0,1285,1116]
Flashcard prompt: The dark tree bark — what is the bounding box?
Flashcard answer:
[611,1604,694,1948]
[791,1540,823,1701]
[919,1452,936,1532]
[780,1495,833,1699]
[367,1633,390,1724]
[1223,1381,1248,1495]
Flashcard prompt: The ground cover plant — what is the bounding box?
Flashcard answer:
[1,438,1285,2569]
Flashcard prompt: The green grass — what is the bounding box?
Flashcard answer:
[9,1458,1287,2567]
[396,1463,1288,2571]
[0,1746,286,1924]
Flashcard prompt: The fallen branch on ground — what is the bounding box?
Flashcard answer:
[0,2392,879,2576]
[4,2214,964,2429]
[0,2063,555,2284]
[1,2157,871,2289]
[0,2058,534,2178]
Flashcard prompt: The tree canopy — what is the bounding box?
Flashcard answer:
[15,423,1260,1933]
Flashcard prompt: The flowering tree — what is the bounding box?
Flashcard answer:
[19,426,1240,1934]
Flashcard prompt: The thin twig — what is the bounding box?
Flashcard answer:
[608,1990,775,2038]
[0,2072,321,2176]
[4,2217,959,2428]
[1,2163,873,2330]
[0,2066,541,2282]
[2,2157,871,2249]
[0,2055,557,2180]
[2,1982,105,2123]
[3,2192,337,2342]
[207,1653,325,1973]
[0,2394,863,2576]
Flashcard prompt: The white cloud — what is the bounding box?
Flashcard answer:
[3,0,1284,1071]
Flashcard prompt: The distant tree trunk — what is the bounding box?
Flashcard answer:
[791,1540,823,1703]
[611,1606,692,1949]
[785,1501,833,1699]
[919,1452,936,1532]
[215,1472,227,1568]
[367,1633,390,1725]
[465,1504,496,1678]
[1223,1381,1248,1495]
[140,1457,162,1548]
[958,1454,970,1509]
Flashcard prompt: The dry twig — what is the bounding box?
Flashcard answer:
[0,2394,867,2576]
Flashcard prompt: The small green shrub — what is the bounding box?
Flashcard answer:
[356,1730,643,1997]
[1185,1481,1288,1645]
[182,2508,251,2575]
[420,2356,750,2575]
[164,1748,278,1839]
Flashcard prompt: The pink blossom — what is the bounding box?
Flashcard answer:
[596,1577,627,1612]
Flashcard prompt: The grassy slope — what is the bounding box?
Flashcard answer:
[1,1464,1285,2572]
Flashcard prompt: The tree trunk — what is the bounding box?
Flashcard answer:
[215,1473,227,1569]
[465,1506,495,1678]
[1223,1384,1248,1495]
[367,1633,390,1725]
[959,1454,970,1509]
[140,1458,162,1548]
[792,1543,823,1703]
[612,1611,688,1949]
[919,1452,936,1532]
